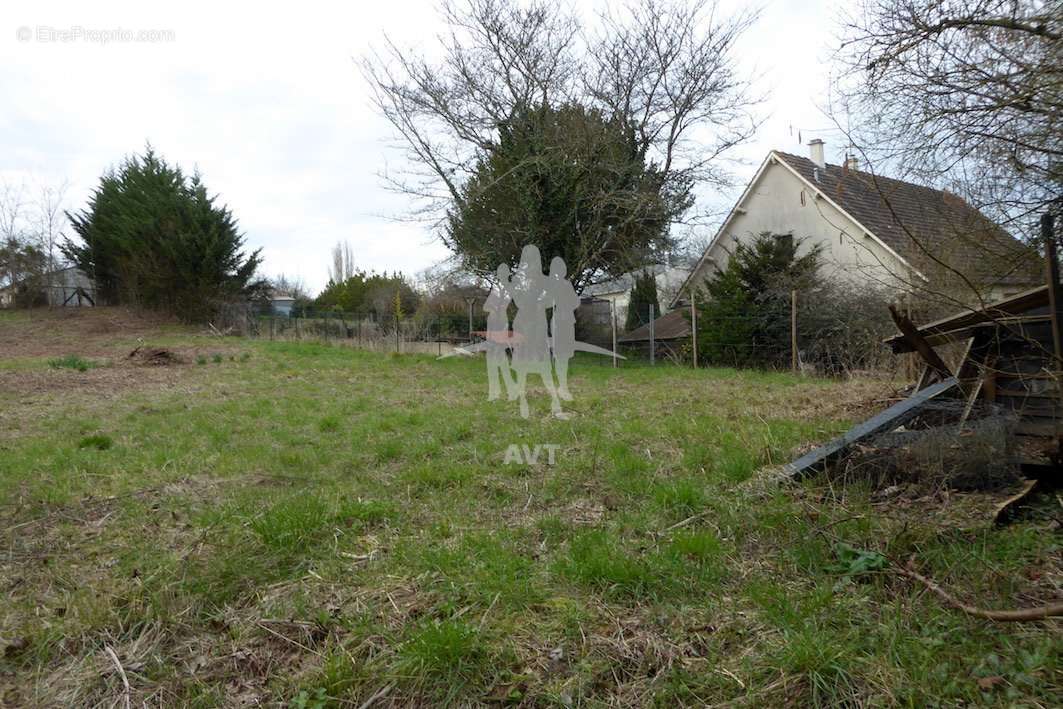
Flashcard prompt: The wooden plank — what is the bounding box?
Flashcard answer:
[993,479,1041,526]
[884,286,1048,353]
[901,316,1053,352]
[888,305,953,379]
[957,378,984,428]
[1042,212,1063,368]
[784,377,959,479]
[914,364,932,392]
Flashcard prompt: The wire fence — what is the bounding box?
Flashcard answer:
[228,293,902,377]
[239,308,488,356]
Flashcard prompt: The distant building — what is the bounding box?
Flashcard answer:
[0,266,96,308]
[270,290,296,317]
[581,264,689,330]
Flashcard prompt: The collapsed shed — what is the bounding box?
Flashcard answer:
[788,215,1063,483]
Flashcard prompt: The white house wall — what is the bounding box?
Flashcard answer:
[692,158,912,295]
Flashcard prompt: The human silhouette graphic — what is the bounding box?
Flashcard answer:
[484,263,516,401]
[438,244,622,417]
[510,245,562,418]
[547,256,578,401]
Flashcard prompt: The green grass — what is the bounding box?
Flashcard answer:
[47,354,95,371]
[0,334,1058,706]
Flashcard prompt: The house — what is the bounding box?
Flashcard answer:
[673,140,1041,308]
[270,290,296,317]
[581,264,689,329]
[0,266,96,308]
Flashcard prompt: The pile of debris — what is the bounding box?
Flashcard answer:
[833,399,1020,492]
[127,346,181,366]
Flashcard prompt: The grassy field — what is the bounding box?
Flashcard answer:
[0,308,1059,707]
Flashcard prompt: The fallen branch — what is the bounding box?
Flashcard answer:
[899,564,1063,622]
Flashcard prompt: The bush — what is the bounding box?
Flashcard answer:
[691,233,897,374]
[693,233,819,369]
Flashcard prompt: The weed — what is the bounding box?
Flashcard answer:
[318,415,341,433]
[398,619,486,683]
[77,434,112,451]
[48,354,93,372]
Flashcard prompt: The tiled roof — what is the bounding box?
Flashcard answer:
[618,309,691,342]
[773,151,1041,287]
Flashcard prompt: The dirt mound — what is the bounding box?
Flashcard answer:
[127,346,182,366]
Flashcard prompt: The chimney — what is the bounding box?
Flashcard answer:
[844,153,859,171]
[808,139,825,169]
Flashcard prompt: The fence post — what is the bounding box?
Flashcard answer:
[610,300,618,368]
[270,315,274,341]
[690,292,698,369]
[791,289,798,373]
[395,314,400,354]
[649,303,655,366]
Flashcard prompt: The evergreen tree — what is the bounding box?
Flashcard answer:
[694,234,821,368]
[64,147,263,320]
[446,103,688,291]
[625,270,661,331]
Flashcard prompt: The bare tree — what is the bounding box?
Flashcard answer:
[362,0,759,232]
[0,181,30,292]
[328,240,357,284]
[835,0,1062,226]
[270,273,310,301]
[0,181,27,243]
[35,179,69,274]
[588,0,761,198]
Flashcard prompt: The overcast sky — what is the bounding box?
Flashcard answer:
[2,0,856,293]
